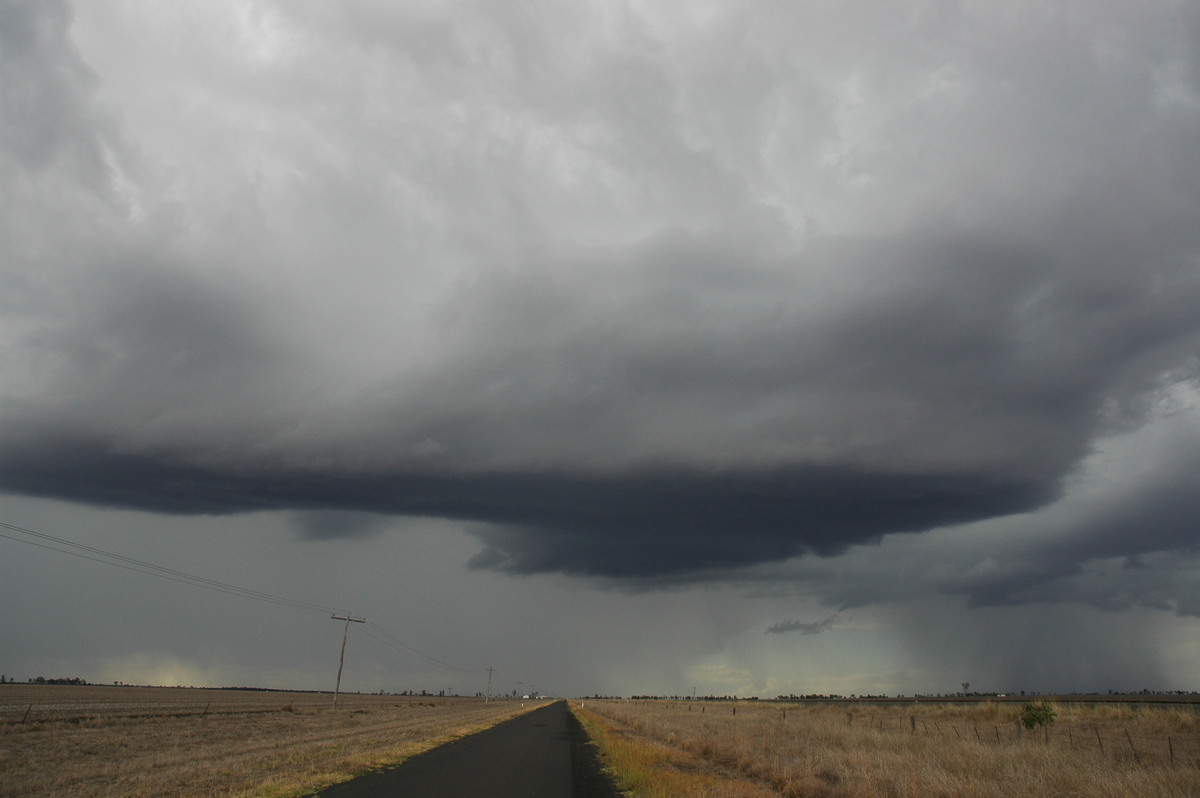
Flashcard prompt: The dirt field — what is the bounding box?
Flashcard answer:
[0,684,541,797]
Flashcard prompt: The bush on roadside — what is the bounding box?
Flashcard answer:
[1019,702,1056,730]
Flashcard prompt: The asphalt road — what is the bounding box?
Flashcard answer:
[313,701,620,798]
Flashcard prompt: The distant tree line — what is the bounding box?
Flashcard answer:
[12,676,90,685]
[630,694,760,701]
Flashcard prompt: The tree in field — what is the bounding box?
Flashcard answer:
[1020,702,1056,729]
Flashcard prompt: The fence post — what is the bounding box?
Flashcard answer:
[910,716,916,732]
[1168,736,1175,766]
[1125,729,1139,764]
[1094,727,1104,754]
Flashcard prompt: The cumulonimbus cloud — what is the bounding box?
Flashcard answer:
[2,0,1199,586]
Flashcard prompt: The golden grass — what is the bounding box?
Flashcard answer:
[573,699,1200,798]
[1,685,543,797]
[574,704,777,798]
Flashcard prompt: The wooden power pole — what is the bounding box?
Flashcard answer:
[331,614,366,709]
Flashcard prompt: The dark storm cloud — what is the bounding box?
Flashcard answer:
[945,449,1200,613]
[8,227,1192,579]
[3,0,1200,585]
[765,616,836,635]
[0,425,1051,575]
[741,422,1200,620]
[290,510,391,541]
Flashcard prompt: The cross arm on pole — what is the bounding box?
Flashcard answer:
[331,613,367,709]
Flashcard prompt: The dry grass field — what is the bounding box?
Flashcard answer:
[1,684,541,797]
[574,698,1200,797]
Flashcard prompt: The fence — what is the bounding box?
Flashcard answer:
[842,708,1200,767]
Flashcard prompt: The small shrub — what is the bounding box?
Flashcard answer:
[1019,702,1056,730]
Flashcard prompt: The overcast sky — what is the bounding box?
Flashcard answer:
[3,0,1200,698]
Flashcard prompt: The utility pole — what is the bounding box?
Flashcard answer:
[331,614,366,709]
[486,666,495,703]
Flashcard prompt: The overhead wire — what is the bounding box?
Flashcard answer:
[0,519,478,675]
[362,620,478,673]
[0,520,338,614]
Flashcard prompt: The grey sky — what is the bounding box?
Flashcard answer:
[2,0,1200,697]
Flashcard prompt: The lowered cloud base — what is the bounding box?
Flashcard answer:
[3,0,1200,695]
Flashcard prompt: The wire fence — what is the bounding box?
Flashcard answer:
[849,709,1200,767]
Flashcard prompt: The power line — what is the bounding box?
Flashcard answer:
[1,519,478,676]
[361,620,477,673]
[0,520,338,614]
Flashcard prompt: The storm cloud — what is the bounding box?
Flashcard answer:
[765,616,836,635]
[3,0,1200,587]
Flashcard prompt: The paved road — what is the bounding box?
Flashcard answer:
[314,701,619,798]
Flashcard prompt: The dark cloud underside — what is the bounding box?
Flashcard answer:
[0,430,1054,576]
[765,616,836,635]
[2,0,1200,591]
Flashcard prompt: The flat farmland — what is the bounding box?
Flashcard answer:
[0,685,540,797]
[575,699,1200,797]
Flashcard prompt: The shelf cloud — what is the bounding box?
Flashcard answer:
[3,0,1199,603]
